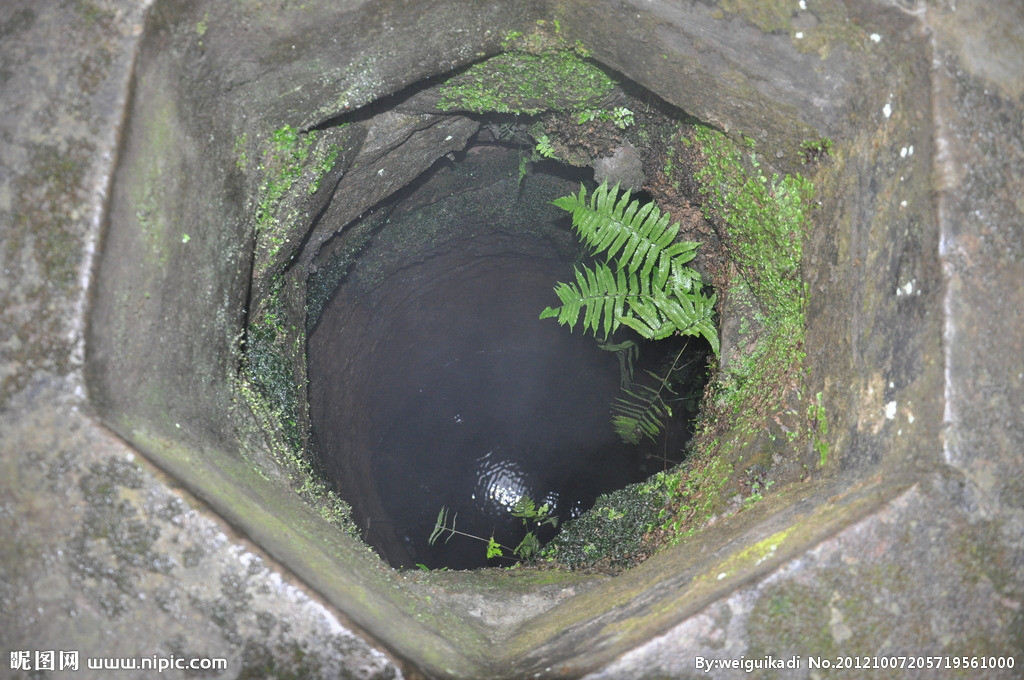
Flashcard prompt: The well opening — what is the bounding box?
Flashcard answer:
[306,142,712,569]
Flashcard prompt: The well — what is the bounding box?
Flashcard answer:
[79,0,1021,677]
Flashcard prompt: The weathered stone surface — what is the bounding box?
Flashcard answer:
[553,0,885,156]
[2,0,1022,678]
[929,7,1024,517]
[0,380,403,679]
[581,481,1024,679]
[592,142,644,192]
[299,112,480,267]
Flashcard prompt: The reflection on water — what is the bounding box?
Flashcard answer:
[473,451,531,513]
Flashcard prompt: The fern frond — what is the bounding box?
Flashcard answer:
[542,261,719,343]
[540,262,633,339]
[622,289,718,349]
[609,347,688,445]
[553,183,700,278]
[612,377,674,445]
[514,532,542,560]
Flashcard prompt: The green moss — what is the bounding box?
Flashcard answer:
[438,49,614,115]
[195,11,208,37]
[243,280,300,450]
[954,519,1019,594]
[305,213,382,331]
[692,124,820,469]
[658,453,734,542]
[807,390,829,465]
[234,132,248,170]
[543,451,737,570]
[695,127,811,316]
[542,471,680,570]
[254,125,315,238]
[706,526,796,580]
[249,124,343,284]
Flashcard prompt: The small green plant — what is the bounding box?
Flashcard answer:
[428,496,558,563]
[743,478,774,508]
[800,137,833,164]
[533,134,557,159]
[517,133,559,189]
[577,106,635,129]
[517,153,530,188]
[612,107,634,129]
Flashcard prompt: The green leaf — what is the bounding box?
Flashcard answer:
[486,536,504,559]
[514,532,541,560]
[428,506,456,545]
[511,495,537,519]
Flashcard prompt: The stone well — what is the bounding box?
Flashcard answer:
[4,0,1022,678]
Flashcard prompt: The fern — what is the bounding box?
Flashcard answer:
[534,134,557,159]
[541,183,719,353]
[611,346,685,445]
[542,183,718,445]
[553,183,698,277]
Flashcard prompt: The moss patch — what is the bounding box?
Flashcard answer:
[438,49,614,115]
[0,139,92,404]
[542,471,680,571]
[437,21,613,118]
[233,122,359,537]
[250,124,341,284]
[690,124,823,481]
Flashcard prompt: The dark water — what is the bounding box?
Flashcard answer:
[309,231,652,569]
